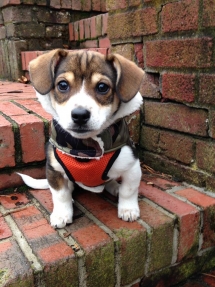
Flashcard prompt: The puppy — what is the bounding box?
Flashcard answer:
[19,49,144,228]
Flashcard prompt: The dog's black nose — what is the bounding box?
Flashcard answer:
[71,108,91,125]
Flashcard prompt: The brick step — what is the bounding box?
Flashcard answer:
[1,173,215,287]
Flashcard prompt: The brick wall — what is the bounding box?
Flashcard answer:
[0,0,106,80]
[107,0,215,191]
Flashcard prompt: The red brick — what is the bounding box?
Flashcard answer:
[0,240,12,252]
[203,0,215,27]
[139,72,160,98]
[0,0,20,8]
[82,0,91,11]
[76,191,147,285]
[199,74,215,105]
[50,0,61,8]
[74,21,79,41]
[0,101,28,116]
[102,13,108,35]
[13,99,52,121]
[80,40,98,48]
[79,19,84,40]
[101,0,107,11]
[68,23,74,41]
[175,188,215,249]
[134,43,144,68]
[0,193,29,209]
[108,8,158,40]
[2,6,32,23]
[92,0,100,11]
[90,16,96,38]
[146,38,213,69]
[67,215,115,287]
[139,182,200,261]
[141,174,181,190]
[0,26,6,39]
[0,166,46,190]
[38,241,74,263]
[11,114,45,163]
[162,73,196,103]
[0,115,15,168]
[196,141,215,174]
[0,239,33,286]
[95,14,102,37]
[0,217,12,239]
[61,0,72,8]
[99,37,111,48]
[139,200,174,271]
[209,110,215,139]
[84,18,91,39]
[141,126,195,164]
[161,0,199,33]
[29,188,53,213]
[106,0,127,10]
[203,271,215,287]
[72,0,81,10]
[144,101,208,136]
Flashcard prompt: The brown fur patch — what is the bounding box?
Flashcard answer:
[46,143,65,191]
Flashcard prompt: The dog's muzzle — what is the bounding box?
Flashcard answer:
[71,107,91,126]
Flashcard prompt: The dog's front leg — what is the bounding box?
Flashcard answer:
[48,170,74,228]
[118,159,141,222]
[118,160,141,221]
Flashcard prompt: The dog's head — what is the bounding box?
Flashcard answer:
[29,49,144,138]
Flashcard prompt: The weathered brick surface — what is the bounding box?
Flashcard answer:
[0,192,29,209]
[145,38,213,69]
[0,239,34,287]
[11,114,46,163]
[175,188,215,249]
[196,141,215,174]
[107,8,158,40]
[12,205,79,286]
[161,0,199,33]
[144,101,208,136]
[68,217,115,287]
[162,73,196,103]
[199,74,215,105]
[0,217,12,239]
[75,190,147,285]
[141,126,195,164]
[0,115,15,168]
[139,200,174,271]
[140,72,160,98]
[0,166,46,190]
[139,181,200,261]
[202,0,215,27]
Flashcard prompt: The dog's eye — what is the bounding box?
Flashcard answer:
[57,81,69,92]
[96,82,110,95]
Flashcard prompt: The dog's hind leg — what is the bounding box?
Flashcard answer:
[105,180,120,196]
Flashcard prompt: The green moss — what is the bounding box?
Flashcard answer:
[0,269,10,285]
[86,242,115,287]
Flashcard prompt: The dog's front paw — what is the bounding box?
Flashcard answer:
[50,210,73,229]
[118,207,140,222]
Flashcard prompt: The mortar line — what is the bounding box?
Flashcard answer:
[74,200,121,287]
[30,197,88,287]
[0,205,43,273]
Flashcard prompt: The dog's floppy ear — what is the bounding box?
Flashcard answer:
[29,49,68,95]
[107,53,144,102]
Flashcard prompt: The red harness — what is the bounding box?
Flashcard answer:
[54,148,121,187]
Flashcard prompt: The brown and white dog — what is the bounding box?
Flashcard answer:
[18,49,144,228]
